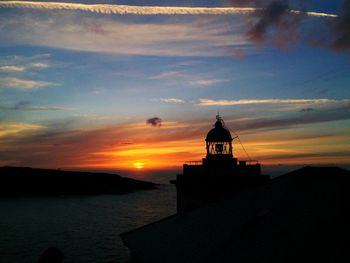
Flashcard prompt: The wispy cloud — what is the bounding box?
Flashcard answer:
[198,98,348,106]
[30,62,49,68]
[0,66,25,73]
[189,79,229,86]
[0,122,44,138]
[0,101,69,111]
[0,2,344,55]
[0,54,51,63]
[150,70,229,86]
[0,77,57,90]
[229,108,350,133]
[150,71,186,80]
[0,56,50,74]
[0,1,337,18]
[159,98,185,104]
[0,14,248,57]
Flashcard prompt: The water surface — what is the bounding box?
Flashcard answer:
[0,181,176,262]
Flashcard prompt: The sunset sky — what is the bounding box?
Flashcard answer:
[0,0,349,172]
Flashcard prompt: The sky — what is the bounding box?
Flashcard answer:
[0,0,349,172]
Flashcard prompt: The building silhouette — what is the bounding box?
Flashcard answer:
[173,115,267,212]
[121,116,350,263]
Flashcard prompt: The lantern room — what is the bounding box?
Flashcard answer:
[205,115,233,158]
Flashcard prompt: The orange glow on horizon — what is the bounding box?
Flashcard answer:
[4,119,348,170]
[74,133,350,170]
[96,135,347,169]
[133,162,145,169]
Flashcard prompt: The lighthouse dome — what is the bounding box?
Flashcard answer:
[206,117,232,142]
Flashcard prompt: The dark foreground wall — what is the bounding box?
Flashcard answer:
[121,166,350,263]
[0,166,155,196]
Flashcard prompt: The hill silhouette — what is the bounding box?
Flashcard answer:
[0,166,155,196]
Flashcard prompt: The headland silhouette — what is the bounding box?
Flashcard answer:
[0,166,155,196]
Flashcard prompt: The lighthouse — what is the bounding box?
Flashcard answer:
[173,115,266,213]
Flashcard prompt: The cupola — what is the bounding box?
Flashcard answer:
[205,115,233,158]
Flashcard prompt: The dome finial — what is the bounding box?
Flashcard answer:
[216,111,221,121]
[215,113,224,129]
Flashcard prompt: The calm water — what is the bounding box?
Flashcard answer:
[0,175,176,263]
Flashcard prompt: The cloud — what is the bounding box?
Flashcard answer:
[229,0,307,48]
[30,62,49,68]
[159,98,185,104]
[0,1,337,17]
[146,117,162,127]
[0,54,50,74]
[189,79,229,86]
[198,98,346,106]
[228,0,350,52]
[0,13,249,57]
[13,101,67,111]
[248,1,303,47]
[150,71,186,80]
[300,108,314,112]
[329,0,350,53]
[0,122,44,138]
[0,1,341,56]
[1,105,349,168]
[258,150,350,162]
[226,105,350,132]
[150,70,229,86]
[0,77,56,90]
[0,95,349,168]
[0,102,69,115]
[0,4,341,57]
[0,66,25,72]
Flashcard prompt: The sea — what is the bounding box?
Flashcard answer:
[0,171,177,263]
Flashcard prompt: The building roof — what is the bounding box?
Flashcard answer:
[121,166,350,263]
[205,117,232,142]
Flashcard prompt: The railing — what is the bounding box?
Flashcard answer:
[240,160,260,165]
[184,161,203,166]
[184,160,259,166]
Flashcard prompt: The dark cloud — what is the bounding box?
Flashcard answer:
[260,150,350,161]
[329,0,350,53]
[14,101,31,110]
[228,0,305,49]
[250,1,304,48]
[229,0,350,54]
[0,101,66,111]
[146,117,162,127]
[300,108,314,112]
[81,19,108,35]
[227,104,350,132]
[248,1,288,42]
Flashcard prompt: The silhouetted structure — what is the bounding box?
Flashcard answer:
[121,117,350,263]
[173,115,267,212]
[121,166,350,263]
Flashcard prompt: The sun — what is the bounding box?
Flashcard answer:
[133,162,145,169]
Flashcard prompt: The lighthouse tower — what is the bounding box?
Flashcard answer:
[173,115,266,213]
